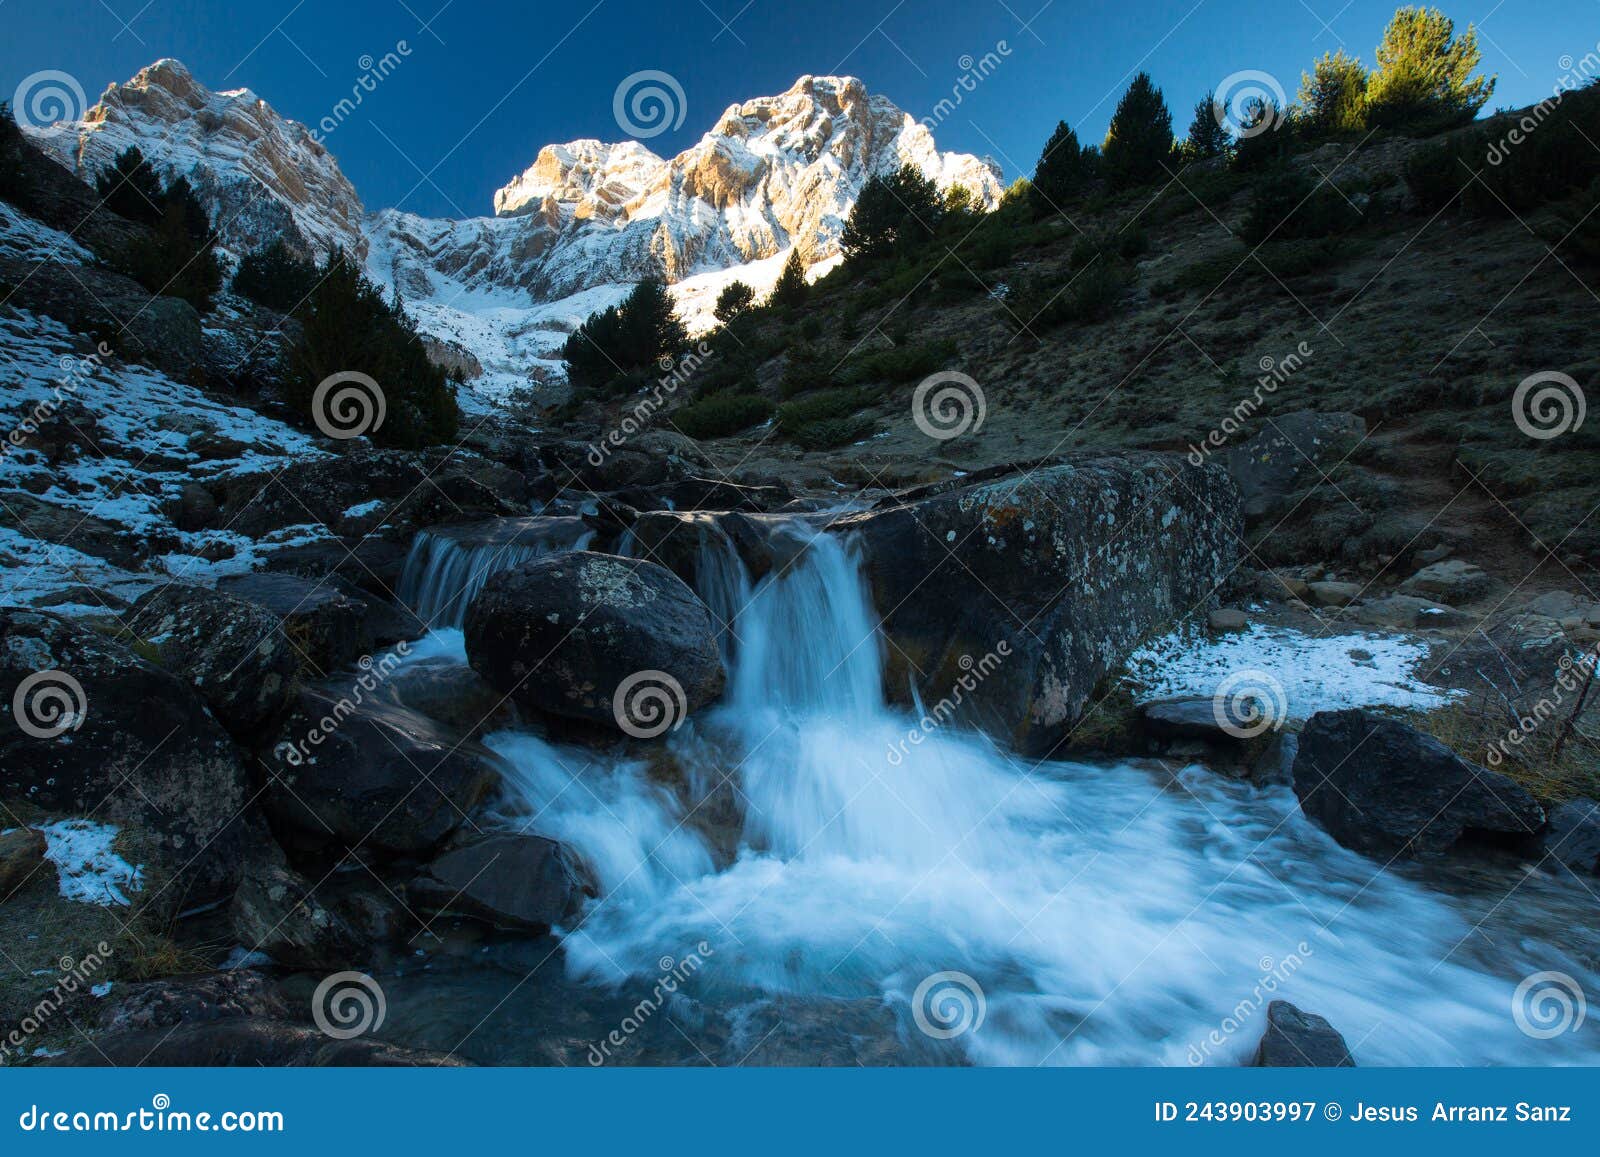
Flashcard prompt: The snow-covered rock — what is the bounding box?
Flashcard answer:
[26,58,367,261]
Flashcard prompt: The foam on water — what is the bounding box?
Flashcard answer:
[404,519,1600,1065]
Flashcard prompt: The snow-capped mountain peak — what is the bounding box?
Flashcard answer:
[26,60,1003,404]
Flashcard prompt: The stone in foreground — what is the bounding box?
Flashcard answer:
[1253,1001,1355,1067]
[1292,709,1545,858]
[410,833,584,931]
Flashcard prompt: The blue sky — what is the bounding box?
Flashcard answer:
[1,0,1583,219]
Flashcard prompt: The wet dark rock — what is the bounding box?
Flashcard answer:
[837,454,1241,756]
[410,834,583,931]
[0,609,251,906]
[173,481,222,531]
[1401,559,1492,605]
[1292,709,1545,858]
[92,970,289,1035]
[50,1018,468,1066]
[228,851,377,970]
[259,682,500,857]
[1253,1000,1355,1067]
[464,551,725,731]
[218,572,374,677]
[260,536,413,597]
[209,447,524,539]
[125,584,299,739]
[626,509,775,589]
[1542,798,1600,878]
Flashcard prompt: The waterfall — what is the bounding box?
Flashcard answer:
[397,518,594,630]
[449,515,1600,1066]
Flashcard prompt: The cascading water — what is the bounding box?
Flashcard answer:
[397,518,594,630]
[396,517,1600,1065]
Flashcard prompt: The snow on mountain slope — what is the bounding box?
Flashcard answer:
[24,61,1002,406]
[26,58,367,261]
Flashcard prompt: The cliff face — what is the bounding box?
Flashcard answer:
[30,59,368,261]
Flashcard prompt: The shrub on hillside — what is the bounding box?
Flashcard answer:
[714,279,756,323]
[1010,260,1134,329]
[1030,121,1097,214]
[768,251,809,309]
[563,277,688,394]
[841,163,943,262]
[285,250,458,448]
[95,147,167,226]
[669,392,773,439]
[1232,100,1296,171]
[841,338,957,385]
[111,169,223,313]
[1241,169,1363,243]
[1297,50,1371,136]
[1181,92,1232,161]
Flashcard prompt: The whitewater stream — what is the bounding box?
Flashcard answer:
[342,518,1600,1066]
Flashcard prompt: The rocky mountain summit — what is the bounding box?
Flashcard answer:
[29,63,1001,397]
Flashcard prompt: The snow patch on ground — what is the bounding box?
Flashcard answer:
[1124,623,1457,719]
[35,819,144,906]
[0,308,331,612]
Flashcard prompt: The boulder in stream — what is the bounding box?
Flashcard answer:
[1292,709,1545,858]
[463,551,725,734]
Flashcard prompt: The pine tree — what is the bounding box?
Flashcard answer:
[769,250,808,309]
[713,280,756,323]
[1365,6,1494,129]
[1102,73,1175,188]
[1298,50,1371,136]
[286,249,458,448]
[233,240,321,314]
[839,163,942,262]
[1030,121,1096,213]
[95,147,166,225]
[103,154,224,312]
[1183,92,1232,160]
[562,276,687,392]
[1231,98,1295,171]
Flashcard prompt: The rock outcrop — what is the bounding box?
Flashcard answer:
[0,609,252,905]
[837,454,1242,755]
